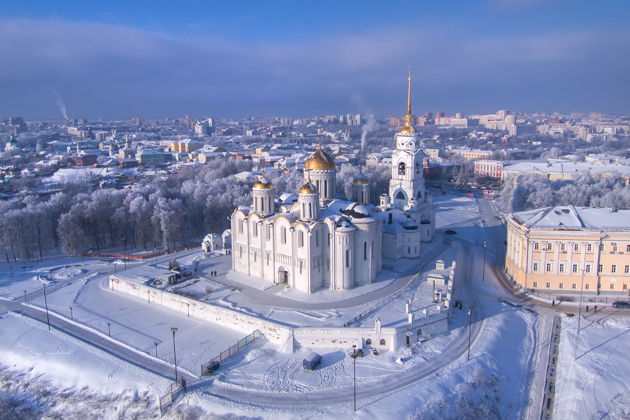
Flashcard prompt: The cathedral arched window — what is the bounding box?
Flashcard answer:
[398,162,406,175]
[396,191,405,200]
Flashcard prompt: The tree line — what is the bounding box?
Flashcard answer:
[0,160,392,261]
[500,173,630,212]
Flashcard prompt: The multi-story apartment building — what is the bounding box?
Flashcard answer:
[505,206,630,295]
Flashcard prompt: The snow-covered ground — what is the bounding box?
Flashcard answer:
[27,273,248,373]
[2,194,626,419]
[555,314,630,419]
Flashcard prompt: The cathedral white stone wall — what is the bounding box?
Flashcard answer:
[230,73,435,294]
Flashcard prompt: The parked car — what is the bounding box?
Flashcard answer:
[204,360,220,375]
[303,352,322,371]
[612,301,630,308]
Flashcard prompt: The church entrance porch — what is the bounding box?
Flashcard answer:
[276,267,289,285]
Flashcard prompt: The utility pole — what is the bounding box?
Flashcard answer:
[171,327,178,381]
[467,306,473,361]
[43,285,51,331]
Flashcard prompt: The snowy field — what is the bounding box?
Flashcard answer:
[27,274,248,373]
[555,314,630,419]
[0,313,168,418]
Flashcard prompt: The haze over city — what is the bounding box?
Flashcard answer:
[1,0,630,119]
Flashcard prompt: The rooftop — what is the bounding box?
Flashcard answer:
[512,206,630,231]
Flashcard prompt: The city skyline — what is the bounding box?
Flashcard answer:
[1,0,629,119]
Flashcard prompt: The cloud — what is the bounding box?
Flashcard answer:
[0,18,628,119]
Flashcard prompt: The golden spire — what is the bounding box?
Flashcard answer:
[398,67,416,134]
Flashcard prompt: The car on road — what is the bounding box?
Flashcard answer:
[612,301,630,308]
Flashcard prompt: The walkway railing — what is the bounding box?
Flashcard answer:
[200,329,263,376]
[158,381,184,416]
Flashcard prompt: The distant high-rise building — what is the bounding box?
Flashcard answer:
[194,118,214,136]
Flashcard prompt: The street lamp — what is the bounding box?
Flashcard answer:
[186,302,190,318]
[171,327,179,381]
[481,241,488,283]
[467,306,474,361]
[154,341,159,358]
[23,289,27,303]
[353,345,358,409]
[43,285,51,331]
[69,306,73,320]
[574,269,586,359]
[122,237,127,271]
[107,322,111,337]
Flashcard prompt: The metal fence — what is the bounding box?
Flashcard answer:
[200,329,262,376]
[158,381,184,416]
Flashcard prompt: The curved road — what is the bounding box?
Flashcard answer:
[192,243,486,409]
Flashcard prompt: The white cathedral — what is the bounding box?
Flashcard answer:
[231,73,435,294]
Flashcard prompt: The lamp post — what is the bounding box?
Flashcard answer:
[481,241,488,283]
[23,289,27,303]
[467,306,473,361]
[186,302,190,318]
[69,306,73,320]
[574,269,586,359]
[154,341,159,358]
[353,348,357,412]
[122,237,127,271]
[171,327,178,381]
[107,322,111,337]
[43,285,51,331]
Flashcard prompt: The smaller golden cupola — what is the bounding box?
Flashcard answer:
[252,173,273,190]
[299,180,318,195]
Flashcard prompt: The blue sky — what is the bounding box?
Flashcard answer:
[1,0,629,119]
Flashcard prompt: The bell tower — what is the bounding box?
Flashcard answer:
[388,69,426,210]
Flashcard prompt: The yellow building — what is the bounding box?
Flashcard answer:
[170,139,203,153]
[505,206,630,295]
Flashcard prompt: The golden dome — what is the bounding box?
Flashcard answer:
[397,124,417,135]
[253,175,273,190]
[304,144,336,171]
[299,181,317,195]
[353,173,369,184]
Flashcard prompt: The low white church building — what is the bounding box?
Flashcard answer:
[231,74,435,294]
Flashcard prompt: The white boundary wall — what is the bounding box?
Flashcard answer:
[109,276,292,346]
[109,273,451,353]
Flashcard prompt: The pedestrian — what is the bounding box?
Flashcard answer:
[594,305,597,313]
[181,378,187,392]
[552,299,555,306]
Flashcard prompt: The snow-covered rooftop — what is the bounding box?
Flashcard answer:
[512,206,630,231]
